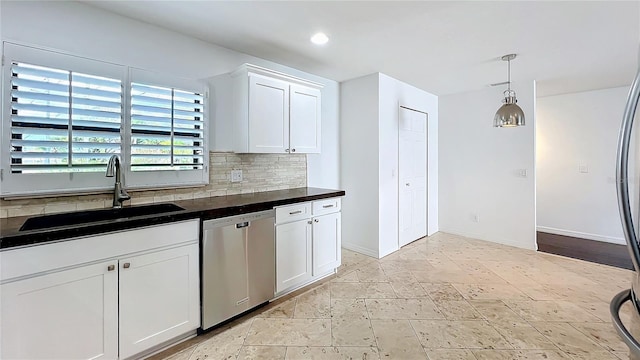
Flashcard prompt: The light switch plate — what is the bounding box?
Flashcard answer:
[230,169,243,182]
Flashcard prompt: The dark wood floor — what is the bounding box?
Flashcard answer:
[537,231,633,270]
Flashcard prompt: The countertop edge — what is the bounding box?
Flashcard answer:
[0,187,345,250]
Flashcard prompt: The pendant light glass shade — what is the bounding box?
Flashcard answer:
[494,54,525,127]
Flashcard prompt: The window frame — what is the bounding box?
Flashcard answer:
[1,42,209,198]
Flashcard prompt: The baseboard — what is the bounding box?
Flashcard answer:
[341,242,379,258]
[379,246,399,259]
[536,226,625,245]
[537,231,632,270]
[437,227,537,251]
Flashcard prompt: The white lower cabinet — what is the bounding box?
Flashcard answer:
[275,218,312,293]
[1,260,119,360]
[275,198,342,295]
[312,212,342,276]
[119,244,200,359]
[0,220,200,360]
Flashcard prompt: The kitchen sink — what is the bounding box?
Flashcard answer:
[19,203,185,231]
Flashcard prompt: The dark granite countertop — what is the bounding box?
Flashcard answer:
[0,187,345,250]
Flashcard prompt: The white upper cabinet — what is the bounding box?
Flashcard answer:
[290,84,322,154]
[232,64,322,154]
[248,75,290,153]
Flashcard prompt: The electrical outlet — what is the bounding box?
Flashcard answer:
[579,164,589,173]
[230,169,243,182]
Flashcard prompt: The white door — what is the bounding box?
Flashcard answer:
[275,219,313,293]
[248,74,290,153]
[312,212,342,276]
[119,244,200,359]
[399,106,428,247]
[290,84,321,154]
[1,261,118,360]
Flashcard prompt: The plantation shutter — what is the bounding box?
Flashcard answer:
[10,62,122,174]
[130,82,205,171]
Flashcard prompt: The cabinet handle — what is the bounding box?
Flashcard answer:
[291,148,296,152]
[322,204,334,208]
[308,220,313,224]
[406,183,410,186]
[107,265,115,271]
[289,210,302,215]
[285,149,290,153]
[314,219,319,223]
[123,263,131,269]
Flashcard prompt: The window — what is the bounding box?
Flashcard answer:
[10,62,122,174]
[130,82,204,172]
[125,68,208,190]
[1,43,208,198]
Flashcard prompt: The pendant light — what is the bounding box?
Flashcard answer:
[494,54,525,127]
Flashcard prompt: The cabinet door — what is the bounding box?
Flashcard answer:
[275,219,312,293]
[290,84,321,154]
[1,261,118,360]
[248,74,290,153]
[312,212,342,276]
[119,244,199,359]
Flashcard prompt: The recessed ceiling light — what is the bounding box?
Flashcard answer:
[310,32,329,45]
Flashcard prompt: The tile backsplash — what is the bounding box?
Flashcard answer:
[0,152,307,218]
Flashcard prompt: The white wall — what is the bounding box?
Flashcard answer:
[340,74,380,257]
[537,86,630,244]
[378,74,439,257]
[341,73,438,258]
[439,82,537,250]
[0,0,339,189]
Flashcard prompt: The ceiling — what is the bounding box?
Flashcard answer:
[82,1,639,97]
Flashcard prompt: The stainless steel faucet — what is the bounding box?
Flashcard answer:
[106,155,130,208]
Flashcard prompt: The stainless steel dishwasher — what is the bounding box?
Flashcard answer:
[201,210,275,331]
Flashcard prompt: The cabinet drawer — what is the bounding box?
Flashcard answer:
[312,198,341,216]
[275,202,311,224]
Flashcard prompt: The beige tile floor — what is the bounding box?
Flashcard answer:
[152,232,638,360]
